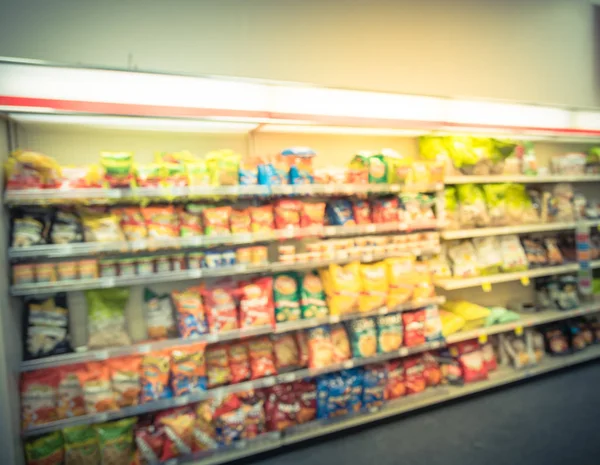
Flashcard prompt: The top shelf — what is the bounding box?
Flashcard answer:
[444,174,600,184]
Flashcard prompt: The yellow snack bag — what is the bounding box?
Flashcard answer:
[386,256,416,308]
[320,262,361,316]
[442,300,490,330]
[358,262,388,312]
[439,309,466,337]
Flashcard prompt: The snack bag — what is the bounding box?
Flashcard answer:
[77,363,118,414]
[473,236,503,275]
[273,273,301,322]
[100,151,134,187]
[274,199,303,229]
[320,262,361,316]
[170,343,207,396]
[326,200,355,226]
[386,257,416,308]
[202,284,239,333]
[171,286,209,338]
[424,305,444,342]
[206,345,231,388]
[144,288,178,340]
[359,262,389,312]
[162,162,188,188]
[135,425,165,464]
[239,277,275,328]
[448,240,479,278]
[80,208,126,243]
[248,337,277,379]
[347,317,378,358]
[249,205,275,234]
[135,163,162,188]
[385,360,405,400]
[300,202,326,228]
[178,204,204,237]
[282,147,315,185]
[206,149,241,186]
[352,200,372,224]
[368,153,388,183]
[86,289,131,349]
[362,364,387,410]
[21,369,59,430]
[95,418,137,465]
[108,356,142,408]
[376,313,403,353]
[202,206,231,236]
[193,400,218,451]
[371,197,399,224]
[403,356,426,395]
[11,207,50,247]
[49,209,83,245]
[159,411,196,460]
[57,365,85,420]
[24,294,72,360]
[271,333,301,371]
[330,324,352,363]
[295,331,310,367]
[402,310,426,347]
[25,431,64,465]
[140,351,171,403]
[113,207,147,242]
[141,205,179,239]
[63,424,100,465]
[229,208,252,235]
[307,326,335,369]
[299,272,329,319]
[228,341,251,383]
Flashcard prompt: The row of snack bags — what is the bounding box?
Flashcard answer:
[11,195,438,249]
[444,183,580,230]
[21,307,444,430]
[433,234,567,279]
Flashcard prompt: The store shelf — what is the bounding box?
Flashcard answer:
[441,222,577,240]
[22,339,444,437]
[4,183,442,206]
[446,302,600,344]
[22,296,446,372]
[10,245,439,296]
[590,260,600,269]
[434,263,579,290]
[444,174,600,184]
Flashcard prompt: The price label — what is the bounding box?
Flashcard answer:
[136,344,152,354]
[101,278,116,288]
[514,326,524,336]
[343,360,354,369]
[94,350,110,361]
[278,373,297,383]
[481,282,492,292]
[520,276,530,286]
[362,253,374,262]
[398,348,409,357]
[325,185,335,194]
[261,377,276,387]
[173,396,189,406]
[234,440,248,450]
[378,307,388,315]
[330,316,341,323]
[478,334,488,344]
[366,224,376,233]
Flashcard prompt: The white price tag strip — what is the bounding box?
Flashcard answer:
[343,360,354,369]
[94,350,110,361]
[136,344,152,354]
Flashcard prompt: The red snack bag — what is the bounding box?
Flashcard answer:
[403,356,426,395]
[21,368,59,430]
[249,205,275,234]
[202,284,239,333]
[159,411,196,460]
[385,360,405,400]
[141,205,180,239]
[230,208,252,234]
[248,337,277,379]
[402,310,426,347]
[295,331,310,367]
[242,399,266,439]
[272,333,300,371]
[306,326,334,369]
[135,425,165,464]
[352,200,372,225]
[456,340,488,383]
[371,198,399,224]
[294,381,317,423]
[193,400,218,451]
[76,362,118,413]
[202,206,231,236]
[109,355,143,407]
[214,395,245,445]
[114,207,148,241]
[228,341,251,384]
[178,204,204,237]
[266,390,300,431]
[300,202,326,228]
[481,342,498,372]
[238,277,275,328]
[422,352,442,387]
[206,345,231,388]
[274,199,302,229]
[56,364,85,420]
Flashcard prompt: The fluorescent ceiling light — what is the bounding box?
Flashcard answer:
[259,124,427,136]
[9,114,258,133]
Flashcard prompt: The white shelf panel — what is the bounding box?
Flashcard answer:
[435,263,579,290]
[445,174,600,184]
[441,222,577,240]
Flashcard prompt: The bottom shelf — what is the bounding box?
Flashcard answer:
[186,345,600,465]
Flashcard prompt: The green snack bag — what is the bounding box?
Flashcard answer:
[25,431,64,465]
[95,417,137,465]
[368,153,388,183]
[347,317,378,358]
[85,288,131,348]
[63,425,100,463]
[300,271,329,319]
[273,273,301,322]
[100,151,134,187]
[376,313,403,353]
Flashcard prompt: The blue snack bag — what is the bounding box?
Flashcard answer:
[343,368,364,414]
[316,375,331,419]
[327,372,350,418]
[326,200,355,226]
[362,364,387,410]
[347,317,378,358]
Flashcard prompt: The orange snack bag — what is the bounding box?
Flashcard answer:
[227,341,251,384]
[248,337,277,379]
[56,364,85,419]
[301,202,326,228]
[76,363,118,414]
[21,368,59,430]
[202,206,231,236]
[109,356,142,408]
[206,345,231,388]
[140,351,171,403]
[230,208,252,234]
[249,205,275,234]
[141,205,180,239]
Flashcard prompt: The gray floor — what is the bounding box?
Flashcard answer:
[251,361,600,465]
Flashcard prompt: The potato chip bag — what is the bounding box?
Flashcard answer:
[359,262,388,312]
[108,356,142,408]
[424,305,444,342]
[249,205,275,233]
[403,356,426,395]
[95,418,137,465]
[248,336,277,379]
[239,277,275,328]
[113,207,147,241]
[202,284,239,333]
[201,206,231,235]
[273,273,301,322]
[170,343,207,396]
[385,360,406,400]
[272,333,300,371]
[141,205,179,239]
[347,317,378,358]
[362,364,387,410]
[330,324,351,363]
[307,326,335,369]
[160,411,196,460]
[376,313,403,353]
[386,257,416,308]
[295,331,310,367]
[25,431,64,465]
[140,351,171,403]
[320,263,361,316]
[227,341,251,383]
[171,286,208,338]
[402,310,426,347]
[21,368,59,430]
[352,200,372,224]
[63,425,100,465]
[300,202,326,228]
[57,365,85,420]
[206,345,231,388]
[178,204,204,237]
[299,272,329,319]
[230,208,252,234]
[193,400,218,451]
[76,363,118,413]
[274,199,303,229]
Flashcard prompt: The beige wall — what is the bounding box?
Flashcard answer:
[0,0,599,107]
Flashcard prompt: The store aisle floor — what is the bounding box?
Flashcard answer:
[249,362,600,465]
